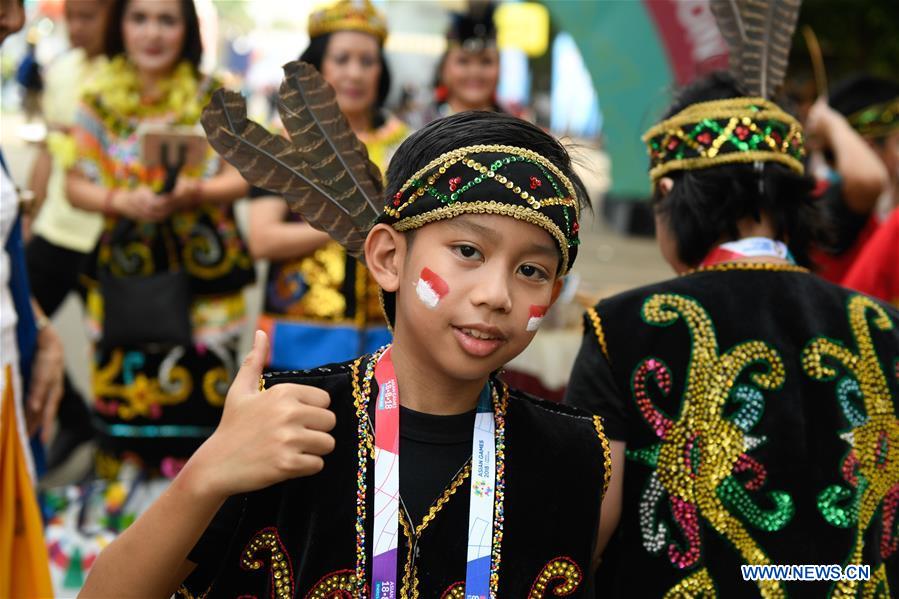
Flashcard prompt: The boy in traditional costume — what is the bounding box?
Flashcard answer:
[80,61,610,597]
[566,1,899,597]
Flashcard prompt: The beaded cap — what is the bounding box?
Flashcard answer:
[308,0,388,43]
[848,97,899,139]
[642,97,806,184]
[379,144,581,275]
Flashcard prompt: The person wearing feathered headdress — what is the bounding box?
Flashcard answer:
[248,0,409,373]
[81,59,612,594]
[566,1,899,596]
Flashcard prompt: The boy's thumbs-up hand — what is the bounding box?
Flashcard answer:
[184,331,337,500]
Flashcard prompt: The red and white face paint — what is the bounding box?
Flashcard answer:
[526,305,548,332]
[416,267,450,309]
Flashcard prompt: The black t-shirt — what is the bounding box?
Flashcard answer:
[398,406,474,524]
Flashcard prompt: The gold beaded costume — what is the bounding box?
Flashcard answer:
[567,0,899,597]
[184,0,608,593]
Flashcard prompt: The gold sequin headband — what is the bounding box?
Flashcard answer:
[379,144,581,275]
[643,97,806,184]
[308,0,388,43]
[848,96,899,139]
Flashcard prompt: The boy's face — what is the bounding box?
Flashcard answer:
[393,213,562,382]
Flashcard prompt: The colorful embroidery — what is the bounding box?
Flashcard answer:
[93,348,192,420]
[802,294,899,597]
[527,556,582,598]
[304,569,358,598]
[628,293,791,598]
[240,528,294,599]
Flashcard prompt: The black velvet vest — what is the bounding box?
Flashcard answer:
[182,355,609,597]
[574,264,899,598]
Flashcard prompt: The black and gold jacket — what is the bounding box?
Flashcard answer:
[567,263,899,598]
[183,355,610,598]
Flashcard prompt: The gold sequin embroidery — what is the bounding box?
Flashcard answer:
[636,293,790,598]
[586,307,610,362]
[802,294,898,599]
[392,201,570,275]
[240,528,293,599]
[593,416,612,497]
[527,556,583,598]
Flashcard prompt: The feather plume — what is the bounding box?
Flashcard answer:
[278,61,383,214]
[200,71,384,260]
[710,0,802,98]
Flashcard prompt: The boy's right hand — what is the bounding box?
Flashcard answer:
[184,331,337,500]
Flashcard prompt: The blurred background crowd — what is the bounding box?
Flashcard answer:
[0,0,896,595]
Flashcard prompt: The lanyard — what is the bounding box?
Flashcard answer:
[371,346,496,598]
[700,237,796,267]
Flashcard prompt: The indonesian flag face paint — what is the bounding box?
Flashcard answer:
[416,267,450,309]
[526,305,548,332]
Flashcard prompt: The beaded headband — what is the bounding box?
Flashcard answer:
[642,97,806,184]
[847,97,899,139]
[308,0,387,43]
[379,144,581,275]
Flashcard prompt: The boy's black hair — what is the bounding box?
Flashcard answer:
[104,0,203,72]
[652,71,823,268]
[384,110,590,215]
[300,33,392,129]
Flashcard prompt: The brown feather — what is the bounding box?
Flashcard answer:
[278,61,384,214]
[200,89,372,259]
[710,0,802,98]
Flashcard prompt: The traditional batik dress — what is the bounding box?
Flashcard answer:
[44,57,254,594]
[567,262,899,598]
[258,116,408,370]
[181,353,610,598]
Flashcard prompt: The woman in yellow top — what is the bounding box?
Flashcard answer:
[46,0,254,591]
[248,0,409,370]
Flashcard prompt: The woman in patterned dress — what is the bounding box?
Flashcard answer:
[45,0,253,592]
[248,0,408,370]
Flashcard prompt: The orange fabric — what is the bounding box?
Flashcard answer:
[0,364,53,598]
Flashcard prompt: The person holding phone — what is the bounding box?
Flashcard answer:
[47,0,253,592]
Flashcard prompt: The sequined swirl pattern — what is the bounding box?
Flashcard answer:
[527,556,582,598]
[802,294,898,598]
[240,528,294,599]
[627,294,791,599]
[303,569,358,598]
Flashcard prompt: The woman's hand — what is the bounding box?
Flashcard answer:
[111,186,172,222]
[182,331,337,501]
[169,176,202,209]
[25,323,65,440]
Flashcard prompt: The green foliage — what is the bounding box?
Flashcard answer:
[789,0,899,83]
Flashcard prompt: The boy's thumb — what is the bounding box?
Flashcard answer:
[231,330,269,395]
